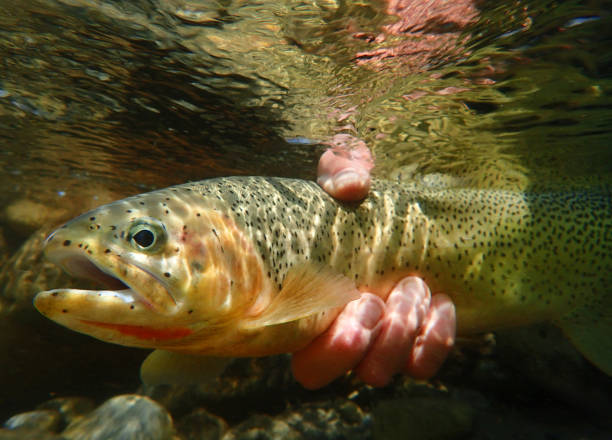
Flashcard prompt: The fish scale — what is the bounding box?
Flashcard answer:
[34,176,611,376]
[194,178,608,330]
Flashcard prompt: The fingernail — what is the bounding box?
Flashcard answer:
[316,175,333,191]
[355,295,384,329]
[398,277,428,294]
[334,169,367,190]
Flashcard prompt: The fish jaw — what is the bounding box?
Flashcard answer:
[34,288,194,347]
[32,190,278,353]
[33,217,196,348]
[33,249,194,348]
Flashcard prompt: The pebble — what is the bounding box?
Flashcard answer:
[2,199,68,239]
[222,415,297,440]
[3,409,61,432]
[37,396,96,427]
[62,395,174,440]
[176,408,227,440]
[223,399,370,440]
[0,428,62,439]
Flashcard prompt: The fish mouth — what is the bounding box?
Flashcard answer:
[42,250,170,311]
[34,249,193,347]
[60,253,130,291]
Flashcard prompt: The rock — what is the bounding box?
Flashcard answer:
[222,415,297,440]
[223,399,371,440]
[62,394,174,440]
[0,227,7,265]
[1,188,121,242]
[494,324,612,419]
[2,199,69,239]
[372,396,474,440]
[37,396,96,428]
[145,356,297,417]
[0,428,62,439]
[176,408,227,440]
[283,399,371,440]
[0,229,92,314]
[3,409,61,432]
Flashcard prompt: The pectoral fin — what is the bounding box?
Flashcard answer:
[140,349,231,386]
[243,265,359,329]
[558,295,612,376]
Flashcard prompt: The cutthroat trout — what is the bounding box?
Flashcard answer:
[34,177,611,382]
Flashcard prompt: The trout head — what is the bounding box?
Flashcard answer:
[34,186,268,351]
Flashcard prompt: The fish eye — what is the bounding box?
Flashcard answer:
[127,219,166,252]
[134,229,155,248]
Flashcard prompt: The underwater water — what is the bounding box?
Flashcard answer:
[0,0,610,438]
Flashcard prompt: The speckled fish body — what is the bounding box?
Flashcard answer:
[35,177,611,374]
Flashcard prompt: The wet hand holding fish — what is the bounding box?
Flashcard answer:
[34,176,612,382]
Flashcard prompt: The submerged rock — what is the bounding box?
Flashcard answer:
[176,408,227,440]
[3,409,61,433]
[222,415,297,440]
[222,399,370,440]
[372,396,474,440]
[37,396,97,428]
[62,395,174,440]
[494,324,612,419]
[2,199,70,239]
[0,429,62,440]
[0,229,85,314]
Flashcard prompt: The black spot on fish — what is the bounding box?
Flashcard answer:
[164,272,171,278]
[130,305,135,309]
[62,309,67,313]
[89,217,96,221]
[63,240,71,246]
[104,249,111,254]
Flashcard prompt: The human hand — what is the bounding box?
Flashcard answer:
[291,137,457,389]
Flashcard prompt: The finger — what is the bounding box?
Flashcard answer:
[405,293,456,380]
[316,135,373,201]
[355,277,431,387]
[291,293,384,389]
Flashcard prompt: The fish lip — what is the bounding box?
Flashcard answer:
[51,251,160,309]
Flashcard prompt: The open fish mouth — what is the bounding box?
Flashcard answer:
[60,253,130,291]
[33,249,192,346]
[36,250,168,312]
